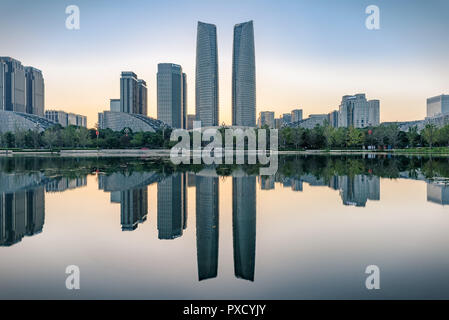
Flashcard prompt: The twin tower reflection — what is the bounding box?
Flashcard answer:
[98,172,255,282]
[2,156,449,283]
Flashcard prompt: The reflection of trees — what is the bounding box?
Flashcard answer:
[1,154,449,182]
[276,155,449,180]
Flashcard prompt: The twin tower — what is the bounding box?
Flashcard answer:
[196,21,256,127]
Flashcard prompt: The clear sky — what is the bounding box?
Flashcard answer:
[1,0,448,127]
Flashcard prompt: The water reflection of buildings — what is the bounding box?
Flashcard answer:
[260,175,275,190]
[45,177,87,192]
[157,173,187,239]
[119,188,148,231]
[427,182,449,206]
[338,175,380,207]
[193,173,257,282]
[196,175,219,281]
[99,172,160,231]
[0,187,45,246]
[0,171,89,246]
[261,173,380,207]
[233,176,256,281]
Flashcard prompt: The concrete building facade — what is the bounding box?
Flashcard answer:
[338,94,380,128]
[427,94,449,118]
[291,109,303,123]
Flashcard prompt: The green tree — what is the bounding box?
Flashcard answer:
[384,124,400,148]
[346,127,363,148]
[437,125,449,147]
[406,126,420,147]
[43,130,58,149]
[14,130,26,148]
[422,124,437,148]
[77,127,90,147]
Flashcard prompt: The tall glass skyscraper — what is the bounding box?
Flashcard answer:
[195,22,219,127]
[232,21,256,127]
[120,71,139,114]
[0,57,26,113]
[182,73,187,129]
[120,71,147,115]
[25,67,45,117]
[157,63,185,128]
[137,79,147,116]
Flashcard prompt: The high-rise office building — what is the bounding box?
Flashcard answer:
[157,63,185,128]
[0,57,26,113]
[187,114,196,130]
[120,71,137,113]
[24,67,44,117]
[427,94,449,118]
[258,111,275,128]
[0,57,45,117]
[0,60,5,111]
[120,71,147,115]
[196,175,219,281]
[328,110,339,128]
[232,21,256,127]
[138,79,147,116]
[182,73,187,129]
[338,94,380,128]
[282,113,292,125]
[196,22,219,127]
[368,100,380,126]
[291,109,303,123]
[233,176,256,281]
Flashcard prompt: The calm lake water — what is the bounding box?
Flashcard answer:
[0,154,449,299]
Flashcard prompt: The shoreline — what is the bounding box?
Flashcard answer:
[1,149,449,157]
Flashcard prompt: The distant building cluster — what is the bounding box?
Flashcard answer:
[0,56,88,132]
[260,172,380,207]
[45,110,87,128]
[270,93,381,130]
[98,71,166,132]
[385,94,449,131]
[98,20,256,132]
[257,109,303,129]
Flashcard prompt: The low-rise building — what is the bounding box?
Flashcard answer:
[45,110,87,127]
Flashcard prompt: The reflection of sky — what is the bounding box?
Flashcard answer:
[1,173,449,298]
[1,0,448,126]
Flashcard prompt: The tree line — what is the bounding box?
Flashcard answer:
[1,122,449,150]
[277,123,449,150]
[0,125,174,150]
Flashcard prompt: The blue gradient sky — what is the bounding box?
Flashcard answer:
[1,0,448,126]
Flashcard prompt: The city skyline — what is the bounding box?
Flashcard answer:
[0,0,448,128]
